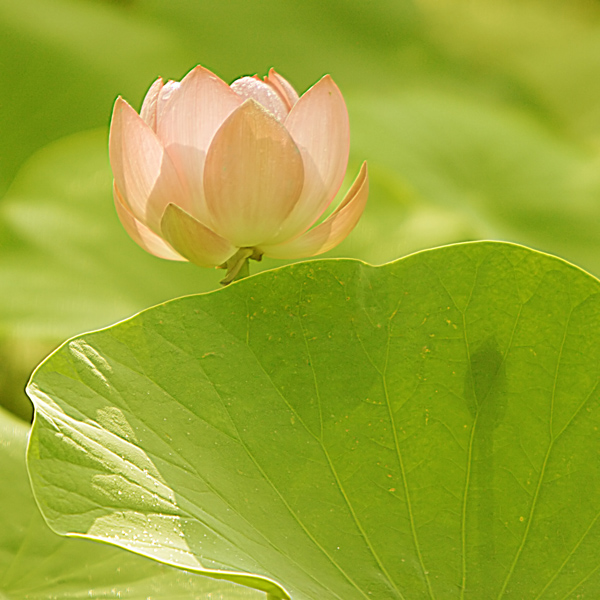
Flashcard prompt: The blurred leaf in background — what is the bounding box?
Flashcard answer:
[3,0,600,419]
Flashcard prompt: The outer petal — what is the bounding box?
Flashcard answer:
[204,99,304,247]
[113,183,185,261]
[230,76,289,122]
[160,203,236,268]
[109,97,192,232]
[264,68,299,110]
[266,75,350,245]
[155,80,180,128]
[259,162,368,259]
[140,77,163,131]
[156,65,242,222]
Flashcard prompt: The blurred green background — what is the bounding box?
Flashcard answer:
[2,0,600,421]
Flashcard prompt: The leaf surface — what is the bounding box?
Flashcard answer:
[0,407,265,599]
[26,242,600,598]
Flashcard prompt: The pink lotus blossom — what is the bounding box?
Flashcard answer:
[109,65,368,282]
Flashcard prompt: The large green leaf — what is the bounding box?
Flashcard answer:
[0,406,265,599]
[26,242,600,598]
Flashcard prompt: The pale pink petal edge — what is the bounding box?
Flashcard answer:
[259,162,368,259]
[230,76,288,121]
[110,97,191,232]
[160,203,236,268]
[113,183,186,261]
[267,75,350,245]
[157,64,243,153]
[265,68,299,110]
[140,78,163,130]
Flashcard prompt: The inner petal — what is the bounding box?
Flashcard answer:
[203,99,304,247]
[230,76,289,122]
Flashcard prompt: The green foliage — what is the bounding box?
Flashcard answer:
[3,2,600,595]
[5,0,600,419]
[27,242,600,598]
[0,131,208,420]
[0,405,265,598]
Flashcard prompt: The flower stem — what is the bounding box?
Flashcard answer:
[219,247,262,285]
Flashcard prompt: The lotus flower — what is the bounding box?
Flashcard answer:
[109,65,368,283]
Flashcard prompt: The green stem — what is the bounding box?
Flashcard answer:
[219,247,262,285]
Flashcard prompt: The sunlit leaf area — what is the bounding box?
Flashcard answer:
[3,0,600,598]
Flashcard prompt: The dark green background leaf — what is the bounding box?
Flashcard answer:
[26,242,600,598]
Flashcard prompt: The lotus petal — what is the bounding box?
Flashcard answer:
[109,97,192,233]
[155,80,181,129]
[161,203,236,268]
[268,75,350,244]
[260,162,368,259]
[113,184,184,261]
[204,99,304,247]
[230,76,289,122]
[264,68,299,110]
[157,66,242,223]
[140,78,163,131]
